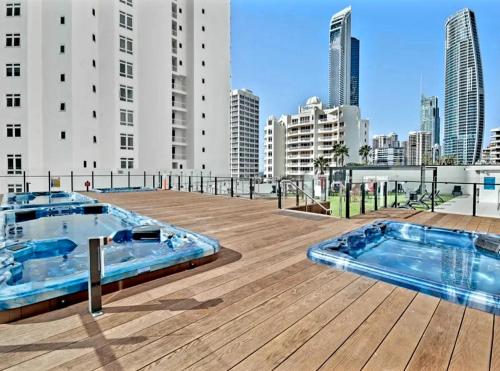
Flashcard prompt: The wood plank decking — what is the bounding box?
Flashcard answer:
[0,190,498,371]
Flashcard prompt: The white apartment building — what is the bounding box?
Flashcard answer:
[372,132,405,166]
[264,97,369,178]
[481,128,500,164]
[230,89,259,178]
[0,0,230,193]
[406,131,432,165]
[263,116,286,179]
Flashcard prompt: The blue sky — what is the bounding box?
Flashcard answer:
[231,0,500,148]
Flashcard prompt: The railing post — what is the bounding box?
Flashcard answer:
[277,180,282,209]
[215,177,218,195]
[361,183,366,214]
[295,180,299,207]
[473,183,477,216]
[71,171,74,192]
[168,175,172,190]
[92,171,95,189]
[394,180,398,207]
[23,171,26,192]
[200,175,204,193]
[128,171,131,188]
[231,177,234,197]
[188,176,192,192]
[143,171,146,187]
[110,171,113,189]
[158,171,161,188]
[178,175,181,191]
[374,182,378,211]
[250,178,253,200]
[153,175,155,189]
[48,171,51,193]
[383,181,388,208]
[431,180,435,212]
[88,237,107,317]
[345,182,351,219]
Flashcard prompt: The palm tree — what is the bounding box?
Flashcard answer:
[336,145,349,167]
[313,156,329,175]
[358,145,372,164]
[332,142,342,166]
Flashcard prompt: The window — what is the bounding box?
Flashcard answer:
[202,95,205,101]
[201,26,205,32]
[119,0,133,6]
[6,34,21,47]
[202,130,205,136]
[6,94,20,107]
[202,43,205,49]
[92,8,95,16]
[119,36,133,54]
[202,78,205,84]
[119,60,133,78]
[120,133,134,150]
[179,8,182,13]
[119,11,133,30]
[83,160,87,168]
[202,8,205,14]
[6,63,20,77]
[179,42,182,48]
[60,73,65,82]
[60,102,66,111]
[120,157,134,169]
[7,184,22,193]
[60,45,65,53]
[179,25,182,31]
[92,59,96,67]
[202,147,205,153]
[120,109,134,126]
[92,84,96,93]
[202,60,205,66]
[7,154,22,174]
[202,113,206,118]
[92,110,97,118]
[6,3,21,16]
[60,16,65,24]
[119,85,133,102]
[93,161,97,168]
[60,131,66,139]
[92,33,96,42]
[6,124,21,137]
[202,164,206,170]
[179,60,183,66]
[93,136,97,143]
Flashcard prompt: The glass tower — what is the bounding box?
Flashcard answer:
[444,8,484,164]
[350,37,359,107]
[420,95,440,145]
[329,6,351,108]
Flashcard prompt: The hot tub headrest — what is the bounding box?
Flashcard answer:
[132,225,161,241]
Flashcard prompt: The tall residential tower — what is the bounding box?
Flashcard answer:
[0,0,230,193]
[443,8,484,165]
[230,89,260,178]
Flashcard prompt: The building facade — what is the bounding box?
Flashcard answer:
[263,116,286,179]
[444,8,484,165]
[230,89,259,178]
[350,37,359,107]
[328,6,351,108]
[420,95,440,145]
[406,131,432,166]
[372,132,405,166]
[264,97,369,178]
[0,0,230,193]
[481,128,500,164]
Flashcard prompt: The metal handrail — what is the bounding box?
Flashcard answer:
[281,179,331,215]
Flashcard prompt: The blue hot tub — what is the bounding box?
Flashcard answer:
[0,203,219,310]
[308,220,499,314]
[1,191,95,210]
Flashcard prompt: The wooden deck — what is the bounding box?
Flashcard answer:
[0,190,498,371]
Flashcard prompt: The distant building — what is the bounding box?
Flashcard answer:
[420,95,440,146]
[263,116,286,179]
[264,97,369,178]
[406,131,432,165]
[372,132,405,166]
[444,8,484,164]
[350,37,360,107]
[481,128,500,164]
[329,6,351,108]
[230,89,260,178]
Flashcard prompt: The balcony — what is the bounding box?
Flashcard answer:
[172,83,186,93]
[172,153,186,160]
[172,119,187,128]
[172,136,187,145]
[172,101,187,111]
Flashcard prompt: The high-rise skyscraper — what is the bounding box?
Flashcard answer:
[350,37,360,107]
[329,7,351,108]
[444,8,484,165]
[230,89,260,178]
[420,95,440,145]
